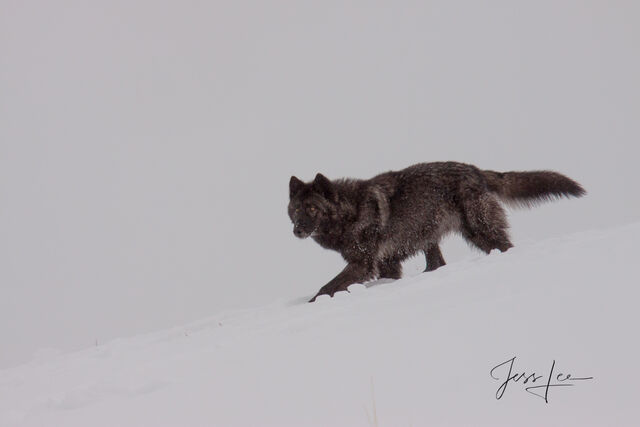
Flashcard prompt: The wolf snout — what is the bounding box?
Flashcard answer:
[293,228,306,238]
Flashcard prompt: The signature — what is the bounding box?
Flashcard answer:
[490,356,593,403]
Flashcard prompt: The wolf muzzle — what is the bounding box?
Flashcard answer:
[293,226,311,238]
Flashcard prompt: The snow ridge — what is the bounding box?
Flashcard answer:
[1,224,639,426]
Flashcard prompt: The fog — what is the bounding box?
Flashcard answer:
[1,0,638,368]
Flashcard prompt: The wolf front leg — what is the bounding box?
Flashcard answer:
[309,262,374,302]
[424,243,446,272]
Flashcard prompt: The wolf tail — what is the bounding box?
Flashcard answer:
[482,170,585,208]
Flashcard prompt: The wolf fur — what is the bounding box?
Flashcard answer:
[288,161,585,302]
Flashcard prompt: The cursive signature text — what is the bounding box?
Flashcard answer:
[490,356,593,403]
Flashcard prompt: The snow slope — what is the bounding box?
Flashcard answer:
[1,224,638,426]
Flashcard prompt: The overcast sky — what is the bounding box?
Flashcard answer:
[1,0,639,368]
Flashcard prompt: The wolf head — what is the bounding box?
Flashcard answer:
[288,173,335,239]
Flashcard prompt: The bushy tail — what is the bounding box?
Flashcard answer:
[483,170,585,208]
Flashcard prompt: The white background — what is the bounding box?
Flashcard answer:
[1,0,639,368]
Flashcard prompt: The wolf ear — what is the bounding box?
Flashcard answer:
[313,173,335,200]
[289,176,305,198]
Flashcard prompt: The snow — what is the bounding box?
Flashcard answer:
[1,223,638,426]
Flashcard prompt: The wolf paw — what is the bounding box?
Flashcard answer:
[309,294,331,303]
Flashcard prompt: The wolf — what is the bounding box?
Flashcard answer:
[288,162,585,302]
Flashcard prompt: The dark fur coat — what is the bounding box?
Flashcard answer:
[288,162,584,302]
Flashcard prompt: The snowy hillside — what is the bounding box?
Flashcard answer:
[1,223,638,426]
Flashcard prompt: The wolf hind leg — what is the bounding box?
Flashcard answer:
[423,242,446,272]
[460,194,513,253]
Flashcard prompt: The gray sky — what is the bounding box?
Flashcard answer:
[1,0,639,368]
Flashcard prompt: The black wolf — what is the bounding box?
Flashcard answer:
[288,162,585,302]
